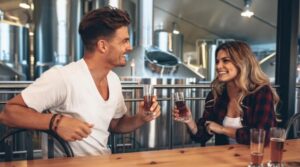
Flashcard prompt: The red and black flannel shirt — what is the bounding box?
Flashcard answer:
[190,85,276,146]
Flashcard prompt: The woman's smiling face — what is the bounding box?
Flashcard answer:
[215,50,238,83]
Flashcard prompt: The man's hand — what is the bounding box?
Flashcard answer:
[109,96,161,133]
[138,96,161,122]
[55,116,94,141]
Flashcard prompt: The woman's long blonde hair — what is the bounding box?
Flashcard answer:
[211,41,279,114]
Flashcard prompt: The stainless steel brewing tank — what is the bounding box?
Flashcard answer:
[196,40,217,81]
[153,29,184,61]
[153,30,171,52]
[172,32,184,61]
[33,0,83,78]
[0,21,28,80]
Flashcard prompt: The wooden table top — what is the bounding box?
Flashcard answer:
[1,139,300,167]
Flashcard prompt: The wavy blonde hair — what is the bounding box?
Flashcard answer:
[211,41,279,114]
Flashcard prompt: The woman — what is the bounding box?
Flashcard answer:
[173,41,279,145]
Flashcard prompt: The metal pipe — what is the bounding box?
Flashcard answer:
[137,0,153,47]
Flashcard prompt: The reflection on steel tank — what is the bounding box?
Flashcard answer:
[0,21,28,80]
[33,0,83,78]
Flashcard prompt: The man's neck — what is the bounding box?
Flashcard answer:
[83,53,110,82]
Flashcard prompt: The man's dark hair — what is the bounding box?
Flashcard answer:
[79,6,131,51]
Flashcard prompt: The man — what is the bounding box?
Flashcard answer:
[0,6,161,156]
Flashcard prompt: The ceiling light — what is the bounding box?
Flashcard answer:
[173,30,180,34]
[19,1,30,9]
[108,0,120,8]
[241,0,254,18]
[0,10,3,20]
[172,22,180,34]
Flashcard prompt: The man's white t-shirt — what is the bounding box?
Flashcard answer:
[21,59,127,156]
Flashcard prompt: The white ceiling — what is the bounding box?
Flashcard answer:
[153,0,278,46]
[0,0,289,46]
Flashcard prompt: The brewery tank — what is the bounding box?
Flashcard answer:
[0,21,28,80]
[153,29,184,61]
[33,0,83,78]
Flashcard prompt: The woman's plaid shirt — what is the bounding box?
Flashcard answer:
[190,85,276,146]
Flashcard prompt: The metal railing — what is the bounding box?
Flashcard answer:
[1,81,299,157]
[0,81,212,157]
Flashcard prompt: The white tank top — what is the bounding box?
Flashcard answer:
[223,116,243,144]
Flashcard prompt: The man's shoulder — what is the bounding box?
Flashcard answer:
[37,65,62,79]
[61,60,83,71]
[36,60,85,84]
[49,60,85,78]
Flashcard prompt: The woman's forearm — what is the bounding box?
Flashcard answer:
[186,119,198,134]
[221,126,236,138]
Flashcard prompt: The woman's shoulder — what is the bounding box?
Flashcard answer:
[253,85,273,94]
[205,91,215,106]
[206,91,214,100]
[247,85,274,99]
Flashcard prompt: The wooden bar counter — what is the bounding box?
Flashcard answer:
[1,139,300,167]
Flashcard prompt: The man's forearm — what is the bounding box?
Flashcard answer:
[0,104,51,130]
[110,115,146,133]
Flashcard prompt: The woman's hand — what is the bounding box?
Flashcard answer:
[172,106,193,123]
[172,106,199,134]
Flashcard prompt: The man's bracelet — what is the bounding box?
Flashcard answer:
[49,114,59,131]
[53,115,64,132]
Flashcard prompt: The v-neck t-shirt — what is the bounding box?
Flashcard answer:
[22,59,127,156]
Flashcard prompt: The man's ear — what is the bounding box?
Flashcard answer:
[96,39,108,53]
